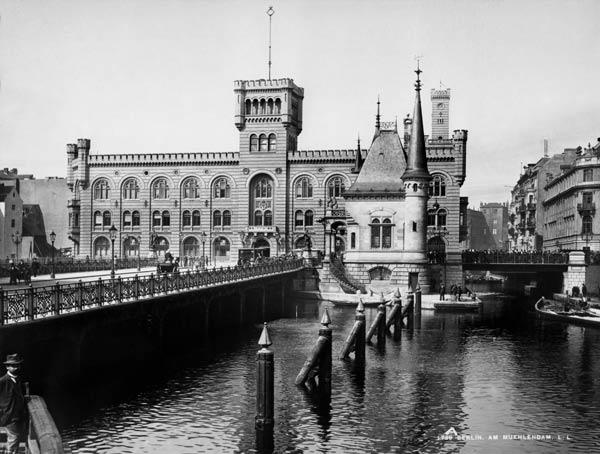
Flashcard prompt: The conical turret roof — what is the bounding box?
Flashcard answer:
[402,67,431,181]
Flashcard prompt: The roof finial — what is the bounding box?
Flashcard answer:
[375,96,381,130]
[414,55,423,91]
[267,6,275,80]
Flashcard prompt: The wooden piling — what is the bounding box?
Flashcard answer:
[366,304,386,344]
[256,322,274,431]
[318,309,332,394]
[406,293,414,330]
[339,300,366,361]
[376,303,386,346]
[414,286,422,327]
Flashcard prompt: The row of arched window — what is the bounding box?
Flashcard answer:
[294,210,314,228]
[250,134,277,152]
[93,209,233,230]
[245,98,282,116]
[93,174,348,202]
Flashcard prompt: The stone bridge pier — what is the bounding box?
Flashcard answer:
[562,251,587,294]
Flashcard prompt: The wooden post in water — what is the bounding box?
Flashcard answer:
[318,309,332,395]
[376,303,387,346]
[355,300,366,363]
[414,285,422,327]
[406,292,414,330]
[256,322,274,431]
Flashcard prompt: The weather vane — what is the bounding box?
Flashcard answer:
[414,55,423,90]
[267,6,275,80]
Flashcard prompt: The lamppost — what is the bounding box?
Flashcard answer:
[274,229,280,256]
[136,235,142,271]
[11,232,21,261]
[200,231,207,270]
[109,224,117,279]
[49,231,56,279]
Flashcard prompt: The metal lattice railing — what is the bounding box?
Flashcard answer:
[0,258,304,325]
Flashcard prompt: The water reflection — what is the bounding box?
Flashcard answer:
[53,296,600,453]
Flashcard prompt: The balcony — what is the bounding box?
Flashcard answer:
[527,202,536,211]
[247,225,277,234]
[577,203,596,215]
[67,199,80,209]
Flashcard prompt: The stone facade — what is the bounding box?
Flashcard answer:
[0,186,23,260]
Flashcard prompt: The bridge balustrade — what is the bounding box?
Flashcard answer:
[461,250,569,265]
[0,258,304,325]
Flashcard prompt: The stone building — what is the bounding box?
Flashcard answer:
[66,70,468,289]
[480,202,509,250]
[543,139,600,252]
[466,208,496,250]
[0,186,23,260]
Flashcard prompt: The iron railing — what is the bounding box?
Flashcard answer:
[462,250,569,265]
[0,258,158,278]
[0,258,304,325]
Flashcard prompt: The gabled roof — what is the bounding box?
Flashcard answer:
[345,130,407,195]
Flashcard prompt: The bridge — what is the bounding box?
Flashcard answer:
[461,251,569,273]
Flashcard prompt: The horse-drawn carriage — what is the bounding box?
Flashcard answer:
[156,252,179,274]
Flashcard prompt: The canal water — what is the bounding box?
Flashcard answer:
[50,295,600,453]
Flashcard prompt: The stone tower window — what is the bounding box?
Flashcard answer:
[259,134,268,151]
[429,175,446,197]
[152,178,169,199]
[93,179,110,200]
[250,134,259,151]
[122,178,139,199]
[213,178,231,198]
[268,133,277,151]
[182,177,200,199]
[295,176,313,198]
[327,176,345,198]
[245,99,251,115]
[275,98,281,114]
[267,98,274,114]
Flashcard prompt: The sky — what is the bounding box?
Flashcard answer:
[1,0,599,208]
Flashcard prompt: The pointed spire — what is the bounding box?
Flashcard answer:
[354,133,363,172]
[321,308,331,327]
[258,322,272,348]
[402,63,431,181]
[357,298,365,313]
[375,96,381,130]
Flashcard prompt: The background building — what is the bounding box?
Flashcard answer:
[0,185,23,260]
[480,202,509,250]
[466,208,496,250]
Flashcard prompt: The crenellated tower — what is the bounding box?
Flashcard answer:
[431,87,450,140]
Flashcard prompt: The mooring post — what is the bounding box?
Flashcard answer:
[414,285,422,327]
[355,299,366,363]
[318,309,332,395]
[392,288,403,336]
[256,322,274,432]
[406,292,414,330]
[376,303,386,346]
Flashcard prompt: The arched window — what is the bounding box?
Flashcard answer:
[93,179,110,200]
[254,177,273,198]
[437,209,447,227]
[245,99,251,115]
[264,210,273,226]
[274,98,281,114]
[182,178,200,199]
[213,178,231,198]
[260,99,266,114]
[182,210,192,227]
[254,210,263,226]
[295,177,313,198]
[213,237,230,260]
[427,209,437,227]
[382,218,392,248]
[267,98,274,114]
[162,210,170,227]
[213,210,222,226]
[583,215,593,234]
[295,210,303,228]
[183,237,199,257]
[223,210,231,227]
[152,178,169,199]
[305,210,314,227]
[259,134,268,151]
[252,99,259,115]
[370,218,380,248]
[250,134,259,152]
[152,210,161,227]
[94,211,102,228]
[93,237,110,258]
[268,134,277,151]
[122,178,139,199]
[132,211,140,227]
[123,236,140,258]
[369,266,392,280]
[429,175,446,197]
[192,210,201,226]
[123,210,132,229]
[102,211,111,227]
[327,176,345,198]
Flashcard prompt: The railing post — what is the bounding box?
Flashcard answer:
[0,287,5,326]
[134,275,140,300]
[149,274,155,296]
[163,274,168,294]
[97,278,103,307]
[54,282,61,316]
[117,277,122,303]
[28,284,35,321]
[77,280,83,311]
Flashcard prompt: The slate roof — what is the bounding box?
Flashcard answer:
[345,130,407,195]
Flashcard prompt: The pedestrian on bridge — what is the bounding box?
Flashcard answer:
[0,354,28,454]
[439,284,446,301]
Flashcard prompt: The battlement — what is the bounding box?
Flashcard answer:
[452,129,468,141]
[289,149,357,162]
[77,138,90,150]
[66,143,78,155]
[234,78,304,95]
[86,152,240,166]
[431,88,451,98]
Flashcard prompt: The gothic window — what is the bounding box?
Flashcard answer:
[252,99,259,115]
[429,175,446,197]
[295,177,313,198]
[192,210,201,226]
[94,211,102,228]
[264,210,273,226]
[259,134,268,151]
[182,178,200,199]
[267,98,274,114]
[254,177,273,198]
[93,179,110,200]
[250,175,274,226]
[152,178,169,199]
[370,218,381,248]
[213,210,222,226]
[132,211,140,227]
[437,209,447,227]
[123,210,132,229]
[245,99,251,115]
[583,215,593,234]
[274,98,281,114]
[213,178,231,198]
[268,133,277,151]
[162,210,170,227]
[305,210,314,227]
[122,178,139,199]
[182,210,192,227]
[382,218,392,248]
[254,210,263,226]
[102,211,111,227]
[295,210,303,228]
[250,134,259,152]
[327,176,345,198]
[427,209,437,227]
[223,210,231,226]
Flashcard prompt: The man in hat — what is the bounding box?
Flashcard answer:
[0,354,27,453]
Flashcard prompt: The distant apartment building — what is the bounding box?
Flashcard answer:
[0,186,23,260]
[480,202,508,250]
[466,208,496,250]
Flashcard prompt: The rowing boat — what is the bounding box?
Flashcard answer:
[534,298,600,328]
[434,300,481,312]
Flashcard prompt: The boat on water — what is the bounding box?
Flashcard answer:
[323,291,390,307]
[434,300,481,312]
[535,298,600,328]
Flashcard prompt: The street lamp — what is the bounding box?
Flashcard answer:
[49,231,56,279]
[274,228,280,256]
[200,231,207,270]
[11,232,21,261]
[109,224,118,279]
[136,235,142,271]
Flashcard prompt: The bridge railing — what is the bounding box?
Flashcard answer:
[461,250,570,265]
[0,258,305,325]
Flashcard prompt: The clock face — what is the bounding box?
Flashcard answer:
[437,102,444,109]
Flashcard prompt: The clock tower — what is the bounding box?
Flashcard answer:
[431,88,450,140]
